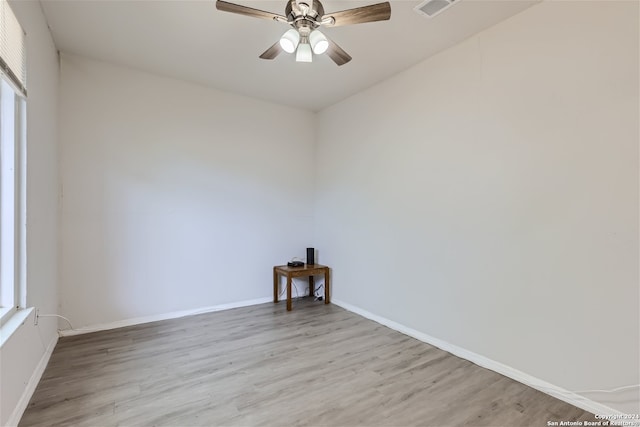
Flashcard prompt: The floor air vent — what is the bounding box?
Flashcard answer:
[415,0,458,18]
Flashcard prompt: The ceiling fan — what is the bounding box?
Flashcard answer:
[216,0,391,65]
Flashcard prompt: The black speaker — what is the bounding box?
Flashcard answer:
[306,248,315,265]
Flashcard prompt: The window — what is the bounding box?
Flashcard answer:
[0,77,24,323]
[0,0,26,325]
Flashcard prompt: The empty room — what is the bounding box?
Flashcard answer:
[0,0,638,426]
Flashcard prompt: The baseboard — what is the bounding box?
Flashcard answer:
[59,297,273,337]
[332,299,624,417]
[5,333,58,427]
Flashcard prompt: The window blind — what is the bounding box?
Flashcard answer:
[0,0,26,96]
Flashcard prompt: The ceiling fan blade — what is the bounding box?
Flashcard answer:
[216,0,287,22]
[324,2,391,27]
[326,38,352,66]
[259,41,283,60]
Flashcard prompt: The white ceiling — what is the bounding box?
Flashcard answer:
[40,0,537,111]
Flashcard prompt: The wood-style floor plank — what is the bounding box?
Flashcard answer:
[19,299,598,427]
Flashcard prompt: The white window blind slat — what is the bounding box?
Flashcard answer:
[0,0,26,96]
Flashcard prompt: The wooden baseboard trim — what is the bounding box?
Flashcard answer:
[59,297,273,337]
[6,333,58,427]
[332,299,625,417]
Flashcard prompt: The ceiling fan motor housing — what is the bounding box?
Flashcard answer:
[285,0,325,34]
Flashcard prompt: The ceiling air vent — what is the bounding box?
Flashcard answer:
[415,0,459,18]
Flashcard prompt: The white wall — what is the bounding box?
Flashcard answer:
[0,1,59,425]
[316,0,639,414]
[9,0,635,421]
[59,54,315,328]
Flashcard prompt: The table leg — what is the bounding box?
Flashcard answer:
[286,275,292,311]
[309,276,314,298]
[324,268,330,304]
[273,268,278,303]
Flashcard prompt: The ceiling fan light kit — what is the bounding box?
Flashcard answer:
[215,0,391,66]
[296,41,313,62]
[309,30,328,55]
[280,28,300,53]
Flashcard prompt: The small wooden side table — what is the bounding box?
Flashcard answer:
[273,264,330,311]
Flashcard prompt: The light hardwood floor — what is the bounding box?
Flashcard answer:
[20,299,598,426]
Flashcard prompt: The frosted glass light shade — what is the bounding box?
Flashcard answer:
[279,29,300,53]
[296,43,312,62]
[309,30,329,55]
